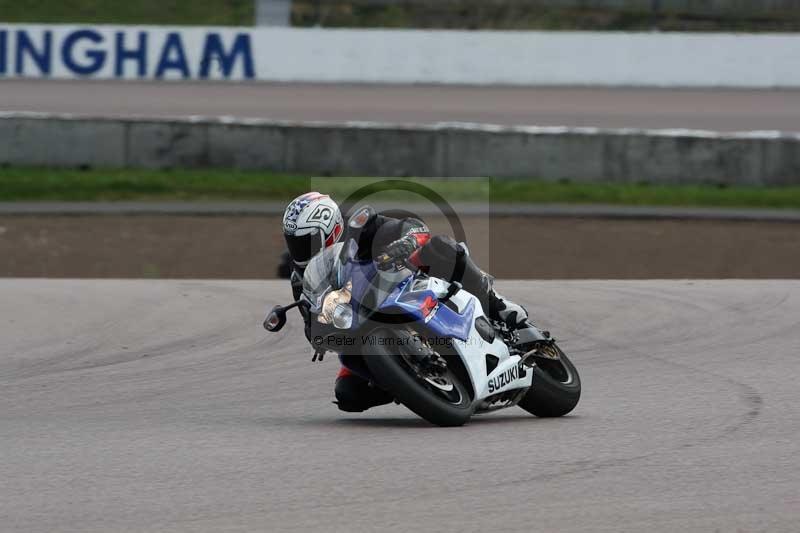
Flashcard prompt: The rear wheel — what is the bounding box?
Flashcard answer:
[362,328,474,427]
[518,344,581,417]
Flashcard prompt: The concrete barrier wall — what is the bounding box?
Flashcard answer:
[2,113,799,185]
[3,24,800,87]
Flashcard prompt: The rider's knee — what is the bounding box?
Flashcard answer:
[334,375,363,405]
[429,234,457,252]
[334,374,393,412]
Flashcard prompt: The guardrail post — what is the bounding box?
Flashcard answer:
[651,0,662,31]
[255,0,292,26]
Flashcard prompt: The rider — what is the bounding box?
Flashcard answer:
[281,192,529,412]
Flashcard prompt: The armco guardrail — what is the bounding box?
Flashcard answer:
[1,113,799,185]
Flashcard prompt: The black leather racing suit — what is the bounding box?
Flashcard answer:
[289,208,495,313]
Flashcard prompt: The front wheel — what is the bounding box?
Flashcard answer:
[518,344,581,417]
[362,328,474,427]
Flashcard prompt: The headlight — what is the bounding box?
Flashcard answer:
[317,281,352,329]
[332,304,353,329]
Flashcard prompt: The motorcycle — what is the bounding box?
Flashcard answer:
[264,238,581,427]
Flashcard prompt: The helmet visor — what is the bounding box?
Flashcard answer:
[285,230,324,265]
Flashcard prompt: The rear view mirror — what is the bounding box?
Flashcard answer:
[263,305,287,332]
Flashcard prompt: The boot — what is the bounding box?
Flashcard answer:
[466,268,529,329]
[487,290,529,329]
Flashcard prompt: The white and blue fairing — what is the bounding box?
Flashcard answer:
[374,272,533,403]
[308,238,534,404]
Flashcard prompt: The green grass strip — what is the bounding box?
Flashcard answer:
[2,167,800,209]
[0,0,254,26]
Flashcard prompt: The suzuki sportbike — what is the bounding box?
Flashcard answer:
[265,239,581,427]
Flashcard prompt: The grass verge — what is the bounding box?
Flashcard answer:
[0,0,254,26]
[2,167,800,209]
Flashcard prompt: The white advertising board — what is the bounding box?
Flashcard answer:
[1,24,799,87]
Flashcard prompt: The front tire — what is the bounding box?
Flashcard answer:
[518,344,581,417]
[362,328,474,427]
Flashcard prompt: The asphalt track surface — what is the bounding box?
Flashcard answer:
[3,79,800,132]
[2,279,798,532]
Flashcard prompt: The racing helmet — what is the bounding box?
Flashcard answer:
[282,192,344,267]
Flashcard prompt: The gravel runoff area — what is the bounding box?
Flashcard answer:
[1,279,798,532]
[1,214,800,278]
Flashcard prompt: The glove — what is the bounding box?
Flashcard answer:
[376,235,418,271]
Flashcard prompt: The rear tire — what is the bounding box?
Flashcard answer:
[363,328,474,427]
[518,345,581,417]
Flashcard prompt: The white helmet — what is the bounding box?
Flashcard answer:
[282,192,344,266]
